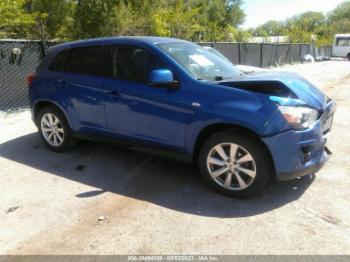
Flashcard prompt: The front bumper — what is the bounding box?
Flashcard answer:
[263,100,336,181]
[277,146,332,180]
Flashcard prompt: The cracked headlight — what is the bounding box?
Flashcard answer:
[279,106,319,130]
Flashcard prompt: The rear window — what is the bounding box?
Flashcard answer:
[65,45,102,75]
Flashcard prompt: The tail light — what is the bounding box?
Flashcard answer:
[27,73,37,87]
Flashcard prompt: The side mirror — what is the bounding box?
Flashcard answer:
[149,69,179,88]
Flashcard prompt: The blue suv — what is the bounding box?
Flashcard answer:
[28,37,335,197]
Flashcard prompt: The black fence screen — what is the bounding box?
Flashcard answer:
[261,44,276,67]
[201,42,320,67]
[240,43,262,66]
[319,46,332,58]
[290,44,301,64]
[0,40,327,111]
[300,44,312,59]
[276,44,290,65]
[213,43,240,65]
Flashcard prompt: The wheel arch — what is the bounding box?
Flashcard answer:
[193,123,276,177]
[33,100,72,128]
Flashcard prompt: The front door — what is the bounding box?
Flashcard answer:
[104,45,188,150]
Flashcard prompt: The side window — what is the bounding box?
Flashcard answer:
[48,49,69,72]
[336,38,350,46]
[65,45,102,75]
[111,46,166,82]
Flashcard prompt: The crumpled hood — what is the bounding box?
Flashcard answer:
[219,71,327,110]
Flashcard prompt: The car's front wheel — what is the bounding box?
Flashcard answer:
[37,106,77,152]
[198,130,272,198]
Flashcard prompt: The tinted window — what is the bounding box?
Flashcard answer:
[65,45,102,75]
[48,49,69,71]
[110,46,166,82]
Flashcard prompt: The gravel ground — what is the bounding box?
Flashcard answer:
[0,61,350,255]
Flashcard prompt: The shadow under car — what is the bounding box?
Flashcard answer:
[0,132,315,218]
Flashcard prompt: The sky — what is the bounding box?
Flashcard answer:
[242,0,346,28]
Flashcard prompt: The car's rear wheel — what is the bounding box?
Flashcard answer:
[36,106,77,152]
[198,130,272,198]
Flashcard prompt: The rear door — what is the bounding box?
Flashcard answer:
[102,45,139,139]
[50,45,107,133]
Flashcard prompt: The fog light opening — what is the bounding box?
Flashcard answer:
[301,145,313,163]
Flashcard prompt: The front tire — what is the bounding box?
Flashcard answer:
[36,106,77,152]
[198,130,272,198]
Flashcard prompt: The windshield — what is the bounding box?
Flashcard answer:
[158,42,242,81]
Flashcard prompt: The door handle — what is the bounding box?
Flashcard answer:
[106,90,121,98]
[57,79,66,88]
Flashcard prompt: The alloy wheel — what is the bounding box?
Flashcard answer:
[40,113,65,147]
[206,143,256,191]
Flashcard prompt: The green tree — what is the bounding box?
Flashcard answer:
[0,0,35,38]
[224,0,246,28]
[0,0,246,42]
[152,1,204,41]
[329,1,350,24]
[328,1,350,35]
[197,0,245,41]
[28,0,75,40]
[286,11,327,43]
[72,0,117,39]
[111,0,163,36]
[253,20,285,37]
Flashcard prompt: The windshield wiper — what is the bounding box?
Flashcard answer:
[197,76,224,81]
[215,76,224,81]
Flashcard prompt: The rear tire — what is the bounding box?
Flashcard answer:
[36,106,77,152]
[198,130,272,198]
[347,53,350,61]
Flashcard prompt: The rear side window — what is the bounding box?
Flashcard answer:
[65,45,102,75]
[48,49,69,71]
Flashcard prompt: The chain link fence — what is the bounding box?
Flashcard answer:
[0,40,59,111]
[0,40,331,111]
